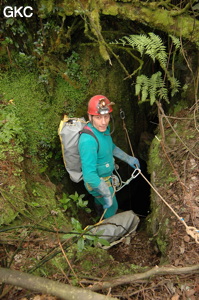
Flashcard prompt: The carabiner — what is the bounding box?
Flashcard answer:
[131,167,140,179]
[120,108,125,120]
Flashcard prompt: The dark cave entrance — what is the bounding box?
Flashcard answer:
[71,148,153,223]
[53,13,161,222]
[116,159,151,218]
[112,102,158,221]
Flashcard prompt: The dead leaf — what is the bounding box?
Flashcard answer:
[184,214,190,222]
[183,235,190,242]
[185,289,196,297]
[174,259,180,266]
[171,293,180,300]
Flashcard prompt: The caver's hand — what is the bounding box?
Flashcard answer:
[127,156,140,169]
[93,180,113,209]
[113,146,140,169]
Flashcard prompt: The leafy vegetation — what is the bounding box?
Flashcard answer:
[0,99,25,160]
[63,217,109,252]
[135,72,169,105]
[0,49,90,172]
[114,33,182,105]
[59,192,91,215]
[0,49,93,228]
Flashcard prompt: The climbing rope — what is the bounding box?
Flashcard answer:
[138,169,199,244]
[120,108,199,244]
[98,168,139,222]
[120,108,135,156]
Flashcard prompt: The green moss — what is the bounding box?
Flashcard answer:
[38,0,55,15]
[30,181,56,207]
[171,100,189,115]
[147,135,162,173]
[99,43,110,61]
[103,4,119,16]
[74,246,146,278]
[0,51,94,226]
[147,134,175,258]
[0,68,66,225]
[148,134,176,186]
[32,252,68,278]
[0,70,51,156]
[0,203,18,225]
[147,206,170,258]
[156,236,168,256]
[24,178,68,227]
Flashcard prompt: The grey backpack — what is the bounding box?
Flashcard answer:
[58,116,99,183]
[89,210,140,249]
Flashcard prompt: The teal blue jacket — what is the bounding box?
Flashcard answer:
[78,122,116,189]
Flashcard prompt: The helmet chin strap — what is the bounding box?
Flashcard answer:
[104,114,115,136]
[89,115,94,126]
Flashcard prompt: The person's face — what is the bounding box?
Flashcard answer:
[89,113,110,132]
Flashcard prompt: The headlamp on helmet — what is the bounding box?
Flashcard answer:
[87,95,114,115]
[97,98,110,115]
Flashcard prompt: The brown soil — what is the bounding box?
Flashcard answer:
[108,229,161,267]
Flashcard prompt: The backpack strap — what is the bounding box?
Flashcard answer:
[79,125,99,151]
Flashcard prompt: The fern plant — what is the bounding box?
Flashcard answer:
[117,33,181,104]
[135,72,169,105]
[122,33,167,68]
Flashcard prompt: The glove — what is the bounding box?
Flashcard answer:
[127,156,140,169]
[113,146,140,169]
[93,180,113,209]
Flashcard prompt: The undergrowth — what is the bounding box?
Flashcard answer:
[0,51,89,178]
[0,51,91,226]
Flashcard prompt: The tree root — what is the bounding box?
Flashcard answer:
[89,264,199,291]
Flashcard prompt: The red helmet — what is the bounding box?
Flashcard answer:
[87,95,114,115]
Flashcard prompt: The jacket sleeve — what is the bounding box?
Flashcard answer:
[78,133,101,188]
[113,146,140,169]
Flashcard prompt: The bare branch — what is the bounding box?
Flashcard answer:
[90,264,199,291]
[0,267,117,300]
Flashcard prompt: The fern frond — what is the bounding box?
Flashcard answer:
[136,72,169,105]
[115,32,181,104]
[150,72,169,104]
[149,72,162,105]
[122,33,167,68]
[169,35,181,50]
[157,87,169,103]
[146,33,167,67]
[135,74,150,102]
[170,77,181,97]
[122,34,150,56]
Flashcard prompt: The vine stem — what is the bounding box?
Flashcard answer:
[54,225,84,288]
[156,102,199,160]
[155,135,187,192]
